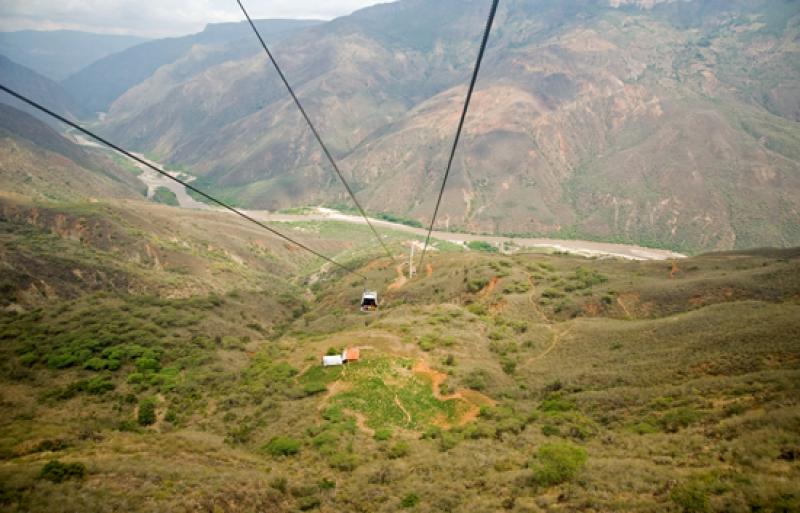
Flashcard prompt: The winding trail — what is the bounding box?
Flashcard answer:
[388,263,408,290]
[617,296,634,319]
[527,274,550,323]
[393,395,412,426]
[525,325,573,366]
[345,409,375,437]
[413,360,495,427]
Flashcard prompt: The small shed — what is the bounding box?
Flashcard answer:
[322,355,344,367]
[342,347,360,363]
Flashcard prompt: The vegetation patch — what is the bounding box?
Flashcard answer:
[37,460,87,483]
[530,442,588,487]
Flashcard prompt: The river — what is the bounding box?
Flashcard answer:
[71,134,685,261]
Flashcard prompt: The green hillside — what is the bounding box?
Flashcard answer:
[0,2,798,511]
[1,192,798,511]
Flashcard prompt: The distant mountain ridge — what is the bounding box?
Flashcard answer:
[62,19,323,114]
[0,30,148,81]
[0,54,84,123]
[91,0,800,254]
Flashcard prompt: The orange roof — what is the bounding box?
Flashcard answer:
[344,347,360,361]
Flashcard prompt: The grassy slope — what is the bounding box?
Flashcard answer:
[1,219,798,512]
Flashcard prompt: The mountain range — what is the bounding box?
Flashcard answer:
[0,30,149,81]
[1,0,799,254]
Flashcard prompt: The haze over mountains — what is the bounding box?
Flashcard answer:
[0,30,149,81]
[1,0,799,254]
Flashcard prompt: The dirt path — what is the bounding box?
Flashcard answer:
[413,360,495,427]
[617,296,634,319]
[388,263,408,290]
[317,380,352,411]
[524,325,573,366]
[527,274,550,323]
[344,409,375,436]
[479,276,500,298]
[393,395,412,426]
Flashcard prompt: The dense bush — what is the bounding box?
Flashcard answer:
[328,451,359,471]
[263,436,301,456]
[137,397,157,426]
[84,376,115,395]
[658,407,703,432]
[377,212,423,228]
[463,370,489,391]
[401,493,420,508]
[467,241,498,253]
[388,441,410,459]
[374,428,392,441]
[37,460,86,483]
[531,442,587,486]
[670,481,711,513]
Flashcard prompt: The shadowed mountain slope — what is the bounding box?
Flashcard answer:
[62,19,323,114]
[0,104,144,201]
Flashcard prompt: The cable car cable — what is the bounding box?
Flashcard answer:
[0,83,367,280]
[236,0,395,263]
[418,0,500,270]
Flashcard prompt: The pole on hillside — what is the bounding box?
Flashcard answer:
[409,243,415,279]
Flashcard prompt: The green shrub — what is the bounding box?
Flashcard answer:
[127,373,145,384]
[466,303,486,315]
[47,351,78,369]
[531,442,587,486]
[541,288,564,299]
[135,357,160,373]
[83,357,108,371]
[467,279,490,293]
[37,460,86,483]
[418,334,438,352]
[19,352,37,366]
[467,241,498,253]
[539,395,575,413]
[501,358,517,375]
[303,381,328,396]
[269,476,288,494]
[401,493,420,508]
[137,398,157,426]
[85,376,114,395]
[377,212,423,228]
[264,436,301,457]
[464,370,489,391]
[631,422,659,435]
[374,429,392,442]
[659,407,703,433]
[297,496,321,511]
[541,425,560,437]
[388,441,410,459]
[328,451,359,471]
[318,478,336,490]
[670,481,710,513]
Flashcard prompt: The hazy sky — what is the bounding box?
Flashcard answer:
[0,0,388,38]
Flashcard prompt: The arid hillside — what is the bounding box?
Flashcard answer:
[94,0,800,253]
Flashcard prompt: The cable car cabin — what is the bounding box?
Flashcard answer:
[360,291,379,312]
